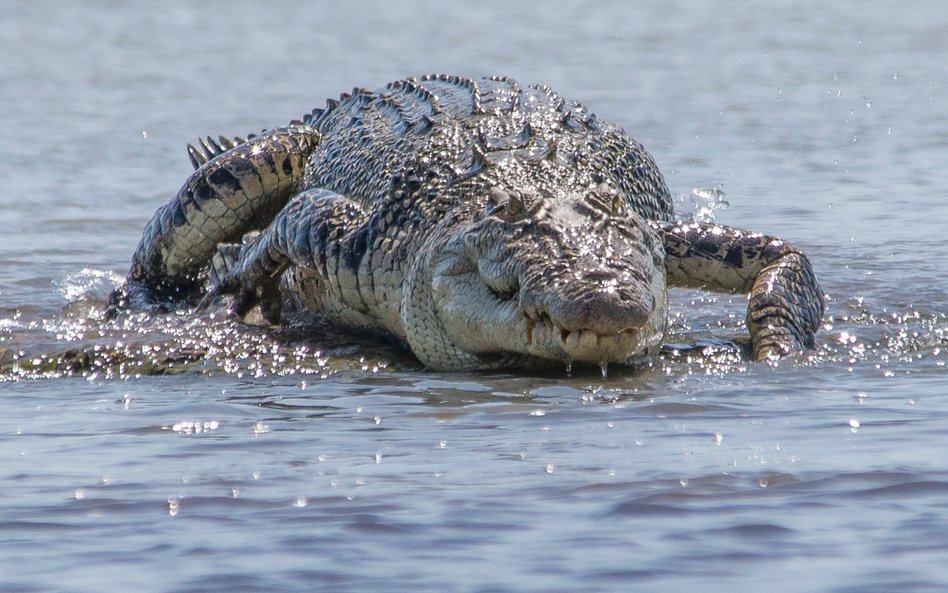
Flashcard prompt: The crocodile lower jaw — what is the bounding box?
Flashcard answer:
[523,317,651,364]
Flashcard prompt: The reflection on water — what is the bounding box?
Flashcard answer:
[3,1,948,592]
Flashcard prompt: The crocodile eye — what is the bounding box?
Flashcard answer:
[485,188,526,219]
[505,193,524,217]
[487,187,507,208]
[485,275,520,302]
[487,284,519,302]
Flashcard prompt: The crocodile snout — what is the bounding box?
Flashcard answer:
[544,285,655,336]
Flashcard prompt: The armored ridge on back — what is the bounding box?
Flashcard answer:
[111,74,825,371]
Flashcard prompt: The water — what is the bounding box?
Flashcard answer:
[2,2,947,591]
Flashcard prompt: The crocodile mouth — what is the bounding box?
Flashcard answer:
[521,311,648,364]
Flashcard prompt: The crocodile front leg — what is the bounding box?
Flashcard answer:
[206,188,382,331]
[654,221,825,360]
[115,124,320,308]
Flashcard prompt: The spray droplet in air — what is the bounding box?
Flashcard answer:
[600,362,609,379]
[687,186,729,223]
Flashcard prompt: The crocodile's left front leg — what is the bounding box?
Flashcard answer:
[654,221,825,360]
[204,188,381,332]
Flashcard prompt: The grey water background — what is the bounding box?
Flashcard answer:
[2,1,947,591]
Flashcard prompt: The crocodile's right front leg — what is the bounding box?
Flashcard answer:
[113,124,320,309]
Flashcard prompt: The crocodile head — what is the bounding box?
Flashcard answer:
[405,184,668,371]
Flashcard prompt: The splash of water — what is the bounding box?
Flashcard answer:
[55,268,123,303]
[677,185,729,223]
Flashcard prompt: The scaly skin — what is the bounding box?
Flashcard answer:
[114,74,825,370]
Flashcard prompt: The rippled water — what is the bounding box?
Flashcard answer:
[2,2,947,591]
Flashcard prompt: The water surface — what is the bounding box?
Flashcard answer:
[2,2,947,592]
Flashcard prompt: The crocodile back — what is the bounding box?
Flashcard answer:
[301,75,674,222]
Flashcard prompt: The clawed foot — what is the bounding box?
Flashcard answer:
[750,326,816,361]
[747,253,825,361]
[198,273,282,325]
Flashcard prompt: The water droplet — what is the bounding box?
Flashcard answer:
[439,440,447,449]
[758,478,768,488]
[167,497,180,516]
[293,497,308,508]
[545,463,556,474]
[600,362,609,379]
[679,478,689,487]
[373,415,382,426]
[231,487,240,498]
[714,433,723,445]
[375,451,383,464]
[686,186,729,223]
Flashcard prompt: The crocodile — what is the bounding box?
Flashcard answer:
[111,74,825,371]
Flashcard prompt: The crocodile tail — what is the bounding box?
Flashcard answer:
[122,124,321,308]
[186,135,254,170]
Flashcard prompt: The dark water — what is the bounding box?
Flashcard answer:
[2,2,947,591]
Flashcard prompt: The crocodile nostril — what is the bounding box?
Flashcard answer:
[582,269,616,283]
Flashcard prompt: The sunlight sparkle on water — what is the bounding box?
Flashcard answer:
[167,420,219,435]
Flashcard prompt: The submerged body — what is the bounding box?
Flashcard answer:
[114,75,824,371]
